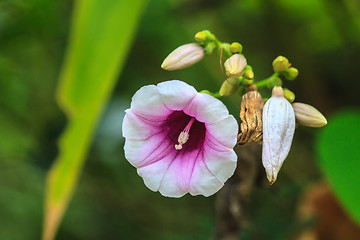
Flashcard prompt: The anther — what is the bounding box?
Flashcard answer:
[175,118,195,150]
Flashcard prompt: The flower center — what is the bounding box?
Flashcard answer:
[165,111,206,152]
[175,118,195,150]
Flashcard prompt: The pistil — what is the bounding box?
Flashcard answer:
[175,117,195,150]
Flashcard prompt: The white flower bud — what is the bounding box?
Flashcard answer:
[224,54,247,78]
[262,86,295,184]
[292,102,327,127]
[161,43,204,71]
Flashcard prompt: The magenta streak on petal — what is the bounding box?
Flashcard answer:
[204,131,231,152]
[131,110,169,124]
[154,111,207,193]
[136,111,206,171]
[130,109,209,195]
[188,148,203,190]
[157,151,181,191]
[141,131,164,141]
[125,110,167,141]
[201,151,224,184]
[136,137,174,168]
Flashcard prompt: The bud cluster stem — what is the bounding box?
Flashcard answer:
[254,73,279,88]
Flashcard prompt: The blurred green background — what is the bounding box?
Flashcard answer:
[0,0,360,239]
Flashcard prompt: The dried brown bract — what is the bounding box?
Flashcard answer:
[237,85,264,145]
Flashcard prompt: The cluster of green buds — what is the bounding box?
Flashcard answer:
[161,30,327,184]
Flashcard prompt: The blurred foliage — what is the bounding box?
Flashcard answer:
[317,110,360,225]
[0,0,359,239]
[43,0,147,239]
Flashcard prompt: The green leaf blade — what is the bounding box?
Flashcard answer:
[317,109,360,225]
[43,1,147,239]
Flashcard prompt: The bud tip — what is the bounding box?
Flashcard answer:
[272,86,284,96]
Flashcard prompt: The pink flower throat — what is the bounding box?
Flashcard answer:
[165,111,206,152]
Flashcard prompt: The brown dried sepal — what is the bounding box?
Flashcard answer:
[237,86,264,145]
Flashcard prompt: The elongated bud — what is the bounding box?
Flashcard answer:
[292,102,327,127]
[161,43,204,71]
[230,42,243,53]
[272,56,290,72]
[238,85,264,145]
[284,67,299,80]
[224,54,247,78]
[219,78,239,97]
[262,86,295,184]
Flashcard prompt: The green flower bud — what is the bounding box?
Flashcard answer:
[243,69,254,80]
[272,56,289,72]
[292,102,327,127]
[194,30,215,42]
[230,42,243,53]
[161,43,204,71]
[284,67,299,80]
[267,76,282,88]
[283,88,295,103]
[224,54,247,78]
[219,78,239,97]
[195,32,206,42]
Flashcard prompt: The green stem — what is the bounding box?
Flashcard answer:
[214,39,222,47]
[200,90,221,99]
[212,92,221,98]
[254,73,279,88]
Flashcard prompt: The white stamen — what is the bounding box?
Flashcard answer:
[175,118,195,150]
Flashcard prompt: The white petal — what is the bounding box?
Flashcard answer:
[189,156,224,197]
[202,140,237,183]
[137,153,175,193]
[158,150,201,198]
[206,115,238,148]
[124,134,172,168]
[184,93,229,124]
[130,85,171,116]
[157,80,198,110]
[122,110,165,140]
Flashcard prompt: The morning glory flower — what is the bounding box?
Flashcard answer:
[122,80,238,197]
